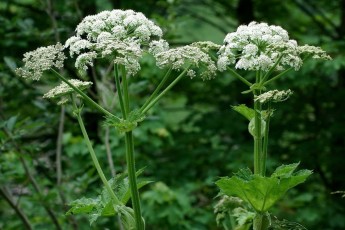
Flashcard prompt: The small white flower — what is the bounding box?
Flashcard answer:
[148,39,169,56]
[298,45,331,60]
[187,69,196,78]
[75,51,97,71]
[243,44,258,56]
[217,56,231,71]
[43,79,93,104]
[134,25,151,41]
[154,45,217,80]
[15,43,66,80]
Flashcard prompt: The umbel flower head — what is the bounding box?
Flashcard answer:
[65,9,164,75]
[154,44,217,80]
[255,89,293,104]
[15,43,66,80]
[43,79,93,105]
[217,22,331,72]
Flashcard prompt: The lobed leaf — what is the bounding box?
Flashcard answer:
[232,104,255,121]
[216,163,312,212]
[66,197,100,215]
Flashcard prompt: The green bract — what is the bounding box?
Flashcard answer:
[216,163,312,213]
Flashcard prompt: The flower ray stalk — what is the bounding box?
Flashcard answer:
[71,96,121,206]
[210,53,251,86]
[260,54,284,84]
[227,67,253,87]
[139,67,172,113]
[263,67,293,86]
[141,67,190,115]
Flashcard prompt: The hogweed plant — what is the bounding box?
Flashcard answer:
[16,10,216,229]
[16,9,330,230]
[214,22,330,230]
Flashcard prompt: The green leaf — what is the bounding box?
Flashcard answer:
[66,168,150,225]
[271,162,300,179]
[232,104,255,121]
[6,116,17,132]
[66,197,100,215]
[216,163,312,212]
[108,168,152,204]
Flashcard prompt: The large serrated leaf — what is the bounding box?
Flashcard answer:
[216,163,312,212]
[232,104,255,121]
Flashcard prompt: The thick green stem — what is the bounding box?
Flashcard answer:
[51,69,119,120]
[125,131,144,230]
[140,67,172,113]
[253,213,270,230]
[119,66,144,230]
[141,67,189,115]
[261,103,271,176]
[71,97,120,205]
[253,97,262,175]
[253,72,263,175]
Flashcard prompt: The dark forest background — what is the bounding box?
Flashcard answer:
[1,0,345,229]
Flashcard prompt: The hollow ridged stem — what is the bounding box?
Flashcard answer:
[125,131,143,229]
[253,96,261,175]
[253,71,263,175]
[118,67,144,230]
[261,102,272,176]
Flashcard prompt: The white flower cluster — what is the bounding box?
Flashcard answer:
[15,43,66,80]
[254,89,293,104]
[43,79,93,105]
[65,9,163,75]
[217,22,330,72]
[298,45,331,60]
[148,39,169,56]
[154,45,217,80]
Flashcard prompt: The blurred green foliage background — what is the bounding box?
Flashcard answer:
[1,0,345,229]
